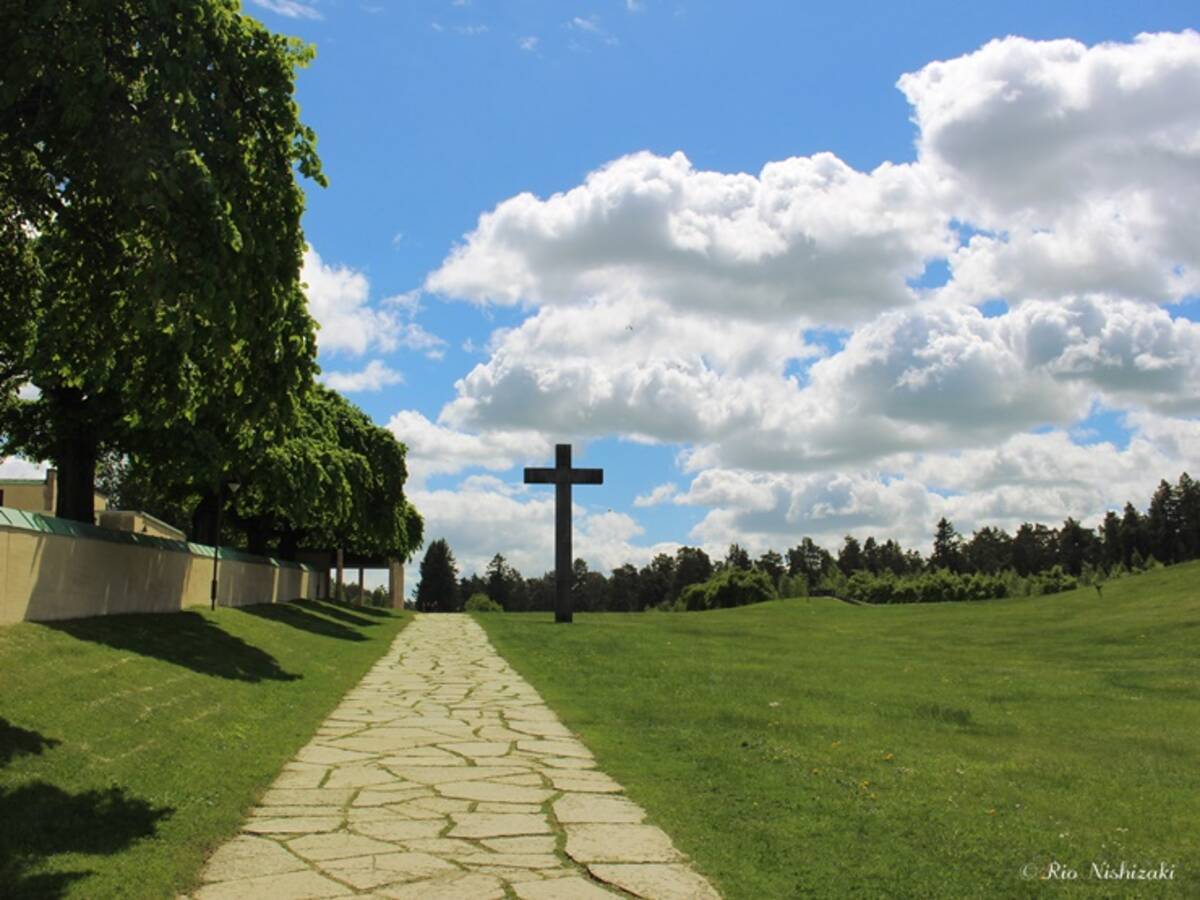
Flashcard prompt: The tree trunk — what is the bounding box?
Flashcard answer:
[50,390,99,524]
[192,490,219,545]
[245,516,271,557]
[278,528,302,561]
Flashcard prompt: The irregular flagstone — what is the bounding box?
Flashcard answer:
[565,824,684,864]
[259,788,355,807]
[199,836,308,883]
[192,614,719,899]
[322,765,401,789]
[517,738,594,759]
[448,812,552,838]
[242,816,342,835]
[554,793,647,824]
[455,852,563,869]
[385,765,528,784]
[294,745,376,765]
[474,801,545,814]
[193,868,349,900]
[541,756,599,770]
[349,818,445,841]
[438,740,513,757]
[589,863,724,900]
[482,835,559,854]
[318,851,458,889]
[271,768,330,789]
[549,775,624,794]
[436,780,553,804]
[287,832,397,862]
[515,876,625,899]
[375,871,507,900]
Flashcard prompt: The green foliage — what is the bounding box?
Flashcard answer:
[415,538,459,613]
[842,568,1010,604]
[0,0,324,521]
[677,567,776,611]
[95,384,422,563]
[930,517,964,572]
[1027,564,1077,596]
[777,572,808,599]
[465,592,503,612]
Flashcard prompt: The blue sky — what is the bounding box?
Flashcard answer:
[234,0,1200,585]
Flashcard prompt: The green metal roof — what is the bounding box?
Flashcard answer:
[0,506,318,571]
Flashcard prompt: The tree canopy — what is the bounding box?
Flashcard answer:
[1,0,325,521]
[416,539,460,613]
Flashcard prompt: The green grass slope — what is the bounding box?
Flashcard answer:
[0,601,409,899]
[478,562,1200,899]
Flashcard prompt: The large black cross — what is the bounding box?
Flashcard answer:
[524,444,603,623]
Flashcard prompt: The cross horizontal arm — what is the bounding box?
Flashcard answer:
[570,469,603,485]
[524,467,557,484]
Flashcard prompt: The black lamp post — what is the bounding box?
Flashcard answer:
[210,480,240,611]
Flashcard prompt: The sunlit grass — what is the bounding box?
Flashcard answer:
[0,600,408,899]
[478,562,1200,898]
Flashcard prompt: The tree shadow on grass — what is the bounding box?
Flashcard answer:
[236,602,366,642]
[293,599,379,628]
[0,719,60,769]
[44,612,300,682]
[0,781,171,900]
[346,604,393,618]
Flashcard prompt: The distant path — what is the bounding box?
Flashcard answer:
[188,613,720,899]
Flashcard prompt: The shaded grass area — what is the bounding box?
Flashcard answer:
[478,562,1200,899]
[0,600,408,899]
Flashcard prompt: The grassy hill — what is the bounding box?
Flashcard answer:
[0,601,409,899]
[478,561,1200,899]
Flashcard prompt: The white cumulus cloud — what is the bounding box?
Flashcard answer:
[303,248,446,359]
[408,31,1200,569]
[249,0,321,20]
[320,360,404,393]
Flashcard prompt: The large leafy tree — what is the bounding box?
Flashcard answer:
[0,0,325,522]
[92,384,424,565]
[673,546,713,597]
[963,526,1014,575]
[231,385,422,561]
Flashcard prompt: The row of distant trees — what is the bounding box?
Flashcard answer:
[0,3,421,564]
[415,473,1199,611]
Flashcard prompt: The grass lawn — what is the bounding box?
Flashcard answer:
[0,599,408,899]
[477,561,1200,899]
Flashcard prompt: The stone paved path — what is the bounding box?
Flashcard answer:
[189,614,720,900]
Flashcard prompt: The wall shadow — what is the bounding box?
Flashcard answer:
[0,719,60,768]
[293,599,378,628]
[43,612,300,682]
[235,602,366,642]
[0,782,171,900]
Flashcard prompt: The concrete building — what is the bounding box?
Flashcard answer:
[0,469,108,521]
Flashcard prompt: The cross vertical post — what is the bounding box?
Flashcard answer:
[524,443,603,624]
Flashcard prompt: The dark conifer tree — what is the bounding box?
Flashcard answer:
[930,518,963,573]
[1177,473,1200,561]
[1147,480,1181,563]
[838,535,864,575]
[415,538,460,612]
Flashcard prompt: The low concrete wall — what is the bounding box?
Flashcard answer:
[0,506,321,625]
[99,509,188,541]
